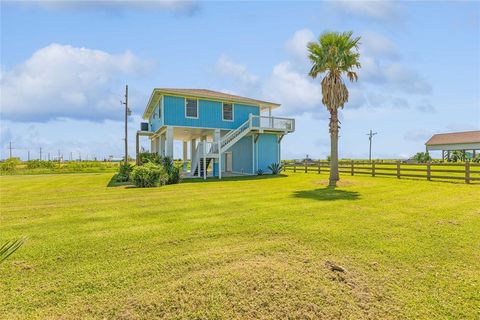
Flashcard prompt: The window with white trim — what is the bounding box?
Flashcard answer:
[185,99,198,118]
[222,103,233,121]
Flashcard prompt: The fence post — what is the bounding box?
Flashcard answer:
[396,161,400,179]
[318,162,321,174]
[351,160,354,176]
[465,161,470,184]
[427,161,431,181]
[372,160,376,177]
[305,162,308,173]
[293,163,296,173]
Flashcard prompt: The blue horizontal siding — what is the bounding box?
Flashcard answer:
[228,135,253,174]
[255,133,279,173]
[163,95,260,129]
[149,99,162,132]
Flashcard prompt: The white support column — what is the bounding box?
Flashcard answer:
[150,138,155,153]
[160,134,166,156]
[190,138,196,174]
[182,141,188,172]
[218,141,222,180]
[214,129,221,179]
[155,136,161,155]
[166,126,174,158]
[203,142,207,180]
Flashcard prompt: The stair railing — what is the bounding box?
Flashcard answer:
[220,115,252,151]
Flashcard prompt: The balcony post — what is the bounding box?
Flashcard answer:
[269,107,273,128]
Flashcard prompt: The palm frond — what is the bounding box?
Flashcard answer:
[0,237,26,264]
[307,30,361,110]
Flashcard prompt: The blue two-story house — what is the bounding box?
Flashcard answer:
[137,88,295,179]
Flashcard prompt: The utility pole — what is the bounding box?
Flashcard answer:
[367,130,378,162]
[121,85,131,164]
[28,150,30,161]
[8,141,13,158]
[48,152,50,161]
[39,147,42,160]
[70,152,73,161]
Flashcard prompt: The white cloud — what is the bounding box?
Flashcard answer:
[285,28,315,61]
[1,43,151,122]
[383,63,432,94]
[359,56,431,95]
[262,61,323,115]
[11,0,200,14]
[416,100,435,113]
[214,28,432,118]
[361,31,398,59]
[333,0,401,21]
[404,130,432,142]
[358,56,385,83]
[215,55,259,85]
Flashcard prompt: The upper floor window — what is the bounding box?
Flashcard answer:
[222,103,233,121]
[185,98,198,118]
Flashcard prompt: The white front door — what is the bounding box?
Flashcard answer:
[225,152,232,172]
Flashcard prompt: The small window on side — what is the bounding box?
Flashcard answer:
[222,103,233,121]
[185,99,198,118]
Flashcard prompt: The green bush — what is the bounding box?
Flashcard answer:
[1,158,21,173]
[268,163,283,175]
[117,163,133,182]
[26,160,56,169]
[412,152,432,163]
[449,151,465,162]
[162,156,182,184]
[137,152,162,165]
[472,155,480,163]
[130,163,168,188]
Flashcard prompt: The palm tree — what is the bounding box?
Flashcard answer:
[307,31,361,187]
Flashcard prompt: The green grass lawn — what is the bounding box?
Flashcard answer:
[1,172,479,319]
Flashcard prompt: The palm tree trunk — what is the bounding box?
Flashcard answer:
[329,108,339,187]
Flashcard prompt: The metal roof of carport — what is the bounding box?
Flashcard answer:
[425,131,480,151]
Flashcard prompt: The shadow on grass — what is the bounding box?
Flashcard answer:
[181,174,288,184]
[293,186,360,201]
[107,174,132,188]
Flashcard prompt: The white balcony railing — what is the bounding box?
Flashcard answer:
[251,115,295,132]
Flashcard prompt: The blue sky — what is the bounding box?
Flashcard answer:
[1,0,479,160]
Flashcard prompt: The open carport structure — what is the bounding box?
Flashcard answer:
[425,130,480,161]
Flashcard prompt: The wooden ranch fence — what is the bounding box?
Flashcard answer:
[282,160,480,184]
